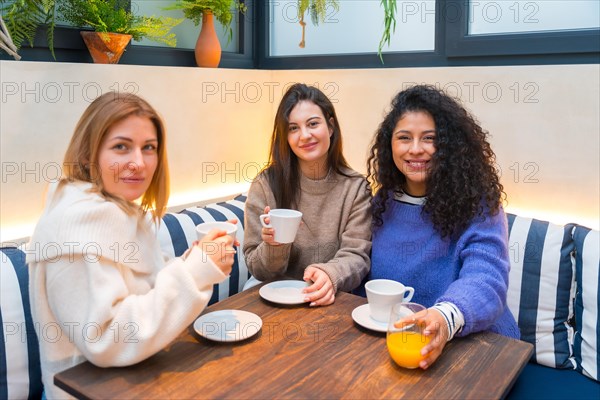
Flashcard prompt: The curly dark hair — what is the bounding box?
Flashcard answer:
[367,85,505,238]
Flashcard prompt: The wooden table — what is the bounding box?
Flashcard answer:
[55,285,533,399]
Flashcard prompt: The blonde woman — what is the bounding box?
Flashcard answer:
[28,92,236,399]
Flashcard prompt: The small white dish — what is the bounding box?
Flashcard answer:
[193,310,262,342]
[351,304,388,332]
[259,280,310,305]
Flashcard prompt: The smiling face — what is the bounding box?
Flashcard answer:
[97,115,159,202]
[287,100,333,179]
[391,111,437,196]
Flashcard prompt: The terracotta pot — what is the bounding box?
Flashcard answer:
[195,11,221,68]
[80,31,132,64]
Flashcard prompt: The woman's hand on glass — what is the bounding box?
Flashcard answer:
[394,307,449,369]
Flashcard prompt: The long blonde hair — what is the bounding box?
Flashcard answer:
[61,92,169,219]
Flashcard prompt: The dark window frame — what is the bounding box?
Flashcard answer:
[444,0,600,57]
[257,0,600,69]
[2,0,255,68]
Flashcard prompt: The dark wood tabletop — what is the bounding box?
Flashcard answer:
[55,284,533,399]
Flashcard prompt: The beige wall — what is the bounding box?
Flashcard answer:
[1,61,598,242]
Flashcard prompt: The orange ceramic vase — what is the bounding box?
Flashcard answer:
[80,31,132,64]
[195,11,221,68]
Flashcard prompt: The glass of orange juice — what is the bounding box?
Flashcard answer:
[386,302,430,369]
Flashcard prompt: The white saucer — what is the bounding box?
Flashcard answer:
[193,310,262,342]
[351,304,388,332]
[259,280,310,305]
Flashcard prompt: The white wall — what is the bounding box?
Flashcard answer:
[276,65,600,230]
[1,61,598,242]
[0,62,274,241]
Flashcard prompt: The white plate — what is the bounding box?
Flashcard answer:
[259,280,310,305]
[193,310,262,342]
[351,304,388,332]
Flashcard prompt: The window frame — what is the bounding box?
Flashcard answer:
[256,0,600,69]
[256,0,448,69]
[444,0,600,57]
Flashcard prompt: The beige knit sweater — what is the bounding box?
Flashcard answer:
[243,168,372,292]
[27,182,227,399]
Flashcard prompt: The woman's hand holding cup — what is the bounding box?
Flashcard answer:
[260,206,303,245]
[260,206,281,246]
[196,229,236,275]
[193,219,239,275]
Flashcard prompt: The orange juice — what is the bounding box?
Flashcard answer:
[387,331,431,369]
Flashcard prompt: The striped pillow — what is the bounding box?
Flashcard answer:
[506,214,576,369]
[572,225,600,381]
[158,194,250,305]
[0,247,43,399]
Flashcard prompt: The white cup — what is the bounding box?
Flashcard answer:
[259,209,303,244]
[196,221,238,241]
[365,279,415,323]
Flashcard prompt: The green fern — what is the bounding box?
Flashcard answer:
[59,0,182,46]
[1,0,57,57]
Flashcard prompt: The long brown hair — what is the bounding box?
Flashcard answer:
[61,91,169,220]
[265,83,350,208]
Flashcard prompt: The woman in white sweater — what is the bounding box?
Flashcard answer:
[27,92,236,399]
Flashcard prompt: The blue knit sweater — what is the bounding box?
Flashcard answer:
[363,194,520,339]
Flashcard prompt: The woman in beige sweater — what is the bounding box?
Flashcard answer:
[243,84,372,306]
[28,92,236,399]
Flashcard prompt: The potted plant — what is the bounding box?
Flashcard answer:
[58,0,182,64]
[165,0,246,68]
[296,0,339,48]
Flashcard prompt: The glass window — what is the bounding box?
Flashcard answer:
[269,0,435,56]
[131,0,239,52]
[468,0,600,35]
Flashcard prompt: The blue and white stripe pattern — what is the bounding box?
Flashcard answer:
[157,194,250,305]
[506,214,577,369]
[0,247,43,399]
[573,226,600,381]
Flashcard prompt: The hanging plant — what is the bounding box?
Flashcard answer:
[296,0,339,48]
[378,0,397,63]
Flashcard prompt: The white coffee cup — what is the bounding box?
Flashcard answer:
[365,279,415,323]
[196,221,238,241]
[259,209,303,244]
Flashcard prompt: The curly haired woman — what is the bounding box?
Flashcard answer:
[364,85,519,369]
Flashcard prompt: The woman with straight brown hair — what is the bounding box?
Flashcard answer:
[243,83,372,306]
[28,92,236,399]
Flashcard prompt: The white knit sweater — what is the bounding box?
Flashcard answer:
[27,182,227,399]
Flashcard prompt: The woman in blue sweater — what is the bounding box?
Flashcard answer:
[365,85,520,369]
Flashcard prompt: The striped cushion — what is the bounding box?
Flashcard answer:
[572,226,600,381]
[0,247,43,399]
[158,194,250,305]
[506,214,576,369]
